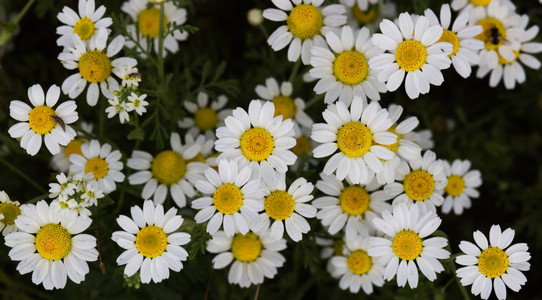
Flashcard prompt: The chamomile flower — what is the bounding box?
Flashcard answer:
[456,225,531,300]
[0,191,21,236]
[59,28,137,106]
[69,139,125,194]
[311,97,397,185]
[8,84,78,156]
[341,0,397,33]
[370,13,453,99]
[56,0,112,48]
[51,122,93,173]
[112,200,191,284]
[310,25,387,105]
[177,92,231,140]
[49,172,104,218]
[214,100,296,185]
[5,200,98,290]
[191,160,264,237]
[368,203,450,288]
[206,228,287,288]
[126,92,148,115]
[263,0,347,64]
[105,95,130,123]
[441,159,482,215]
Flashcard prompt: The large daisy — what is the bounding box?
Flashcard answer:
[56,0,112,48]
[177,92,231,140]
[0,191,22,236]
[441,159,482,215]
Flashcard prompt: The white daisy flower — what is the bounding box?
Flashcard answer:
[177,92,231,141]
[206,228,287,288]
[5,200,98,290]
[311,97,397,185]
[105,95,130,123]
[49,173,77,200]
[263,0,347,65]
[340,0,397,33]
[214,99,296,186]
[49,172,104,218]
[69,139,125,194]
[112,200,191,284]
[456,225,531,300]
[184,133,219,168]
[191,160,264,237]
[59,28,137,106]
[51,122,93,173]
[370,12,453,99]
[441,159,482,215]
[331,235,385,294]
[8,84,78,156]
[0,191,21,236]
[56,0,112,48]
[127,132,207,208]
[368,203,450,288]
[126,92,148,115]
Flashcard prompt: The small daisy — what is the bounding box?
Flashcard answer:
[8,84,78,156]
[105,95,130,123]
[69,139,125,194]
[4,200,98,290]
[456,225,531,300]
[368,203,450,288]
[0,191,21,236]
[370,12,453,99]
[127,132,207,207]
[177,92,231,140]
[191,160,264,237]
[126,92,148,115]
[341,0,397,33]
[49,172,104,218]
[214,100,296,185]
[59,28,137,106]
[311,97,397,185]
[56,0,112,48]
[51,122,93,173]
[263,0,347,64]
[441,159,482,215]
[112,200,191,284]
[206,228,287,288]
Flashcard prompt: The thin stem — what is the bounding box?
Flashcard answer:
[304,94,324,109]
[157,3,166,84]
[27,193,49,204]
[13,0,36,25]
[289,59,301,83]
[253,284,261,300]
[0,157,46,194]
[258,24,269,39]
[203,269,214,300]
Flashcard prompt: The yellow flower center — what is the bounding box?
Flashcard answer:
[291,136,311,156]
[333,239,346,256]
[373,124,401,154]
[272,96,296,120]
[396,40,428,72]
[347,250,372,275]
[333,51,369,85]
[337,122,373,158]
[151,150,187,185]
[64,139,85,160]
[186,152,206,164]
[264,190,295,221]
[240,128,274,162]
[476,17,506,51]
[73,17,96,41]
[231,232,262,262]
[136,225,168,258]
[138,7,168,38]
[213,183,243,215]
[352,3,380,24]
[78,50,112,83]
[28,106,57,135]
[287,4,323,40]
[392,230,423,260]
[470,0,492,6]
[85,157,109,180]
[437,29,460,57]
[444,175,466,197]
[193,107,218,131]
[35,224,72,260]
[497,50,520,65]
[339,185,370,216]
[478,247,509,278]
[403,170,435,201]
[0,203,21,225]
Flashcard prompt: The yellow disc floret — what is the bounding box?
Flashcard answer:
[138,7,168,38]
[265,190,295,221]
[85,157,109,180]
[272,96,296,120]
[444,175,466,197]
[403,170,435,201]
[478,247,509,278]
[287,4,323,40]
[78,50,112,83]
[291,136,311,156]
[476,17,506,51]
[136,225,168,258]
[396,40,428,72]
[0,202,21,225]
[353,3,380,24]
[347,250,372,275]
[392,230,423,260]
[194,107,218,131]
[151,150,186,185]
[337,122,373,158]
[35,224,72,260]
[213,183,244,214]
[240,128,274,162]
[333,51,369,85]
[437,30,460,57]
[339,185,370,216]
[231,232,262,262]
[64,139,85,159]
[470,0,492,6]
[73,17,96,41]
[29,106,57,135]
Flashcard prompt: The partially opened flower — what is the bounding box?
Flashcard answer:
[0,191,21,236]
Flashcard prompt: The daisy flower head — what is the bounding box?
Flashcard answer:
[311,97,397,185]
[369,12,453,99]
[59,28,137,106]
[177,92,231,140]
[214,99,296,186]
[441,159,482,215]
[368,203,450,288]
[0,191,22,236]
[51,123,93,173]
[340,0,397,33]
[56,0,112,48]
[69,139,125,194]
[126,92,148,115]
[310,25,387,105]
[127,132,207,208]
[456,225,531,300]
[112,200,191,284]
[206,228,287,288]
[5,200,98,290]
[8,84,78,156]
[105,95,130,123]
[263,0,347,65]
[191,159,264,237]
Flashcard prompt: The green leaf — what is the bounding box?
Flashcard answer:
[127,127,145,141]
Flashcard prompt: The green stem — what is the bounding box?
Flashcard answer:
[304,94,324,109]
[157,3,166,84]
[99,97,105,137]
[289,59,301,83]
[13,0,36,25]
[258,24,269,39]
[0,157,46,193]
[27,193,49,204]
